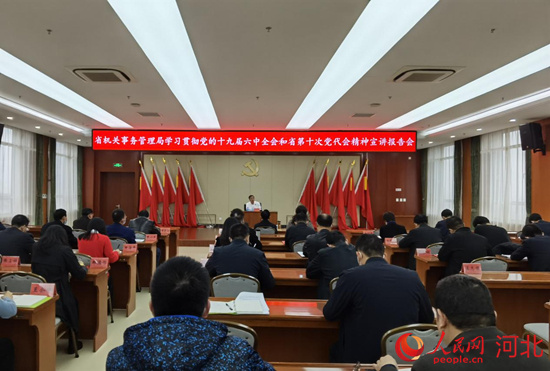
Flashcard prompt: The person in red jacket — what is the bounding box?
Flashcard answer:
[78,217,120,263]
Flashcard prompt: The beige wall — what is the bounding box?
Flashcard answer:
[143,154,360,225]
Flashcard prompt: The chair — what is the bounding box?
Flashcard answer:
[72,229,86,238]
[329,277,339,295]
[292,240,306,253]
[427,242,444,255]
[523,323,549,352]
[210,273,260,297]
[55,318,80,358]
[471,256,508,271]
[394,234,407,243]
[0,272,46,292]
[218,320,259,350]
[256,227,276,235]
[381,324,441,359]
[134,231,146,241]
[110,237,127,251]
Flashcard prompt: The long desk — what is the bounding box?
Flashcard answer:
[168,226,180,258]
[265,252,307,268]
[110,251,137,316]
[208,298,338,362]
[0,296,57,371]
[267,268,317,299]
[384,243,408,268]
[178,227,218,247]
[262,240,288,252]
[137,241,157,287]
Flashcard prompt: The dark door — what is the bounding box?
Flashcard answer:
[99,172,137,222]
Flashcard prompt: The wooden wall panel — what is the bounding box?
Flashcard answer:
[531,118,550,218]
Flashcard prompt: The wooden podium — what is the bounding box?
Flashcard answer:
[244,211,278,227]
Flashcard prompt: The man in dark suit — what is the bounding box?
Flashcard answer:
[306,231,358,299]
[253,210,277,233]
[72,208,93,230]
[528,213,550,235]
[284,212,316,251]
[230,208,262,250]
[379,212,407,240]
[511,224,550,271]
[41,208,78,248]
[398,214,442,270]
[438,217,492,276]
[303,213,333,261]
[106,209,136,243]
[435,209,453,240]
[324,234,433,363]
[375,275,550,371]
[129,210,158,234]
[205,224,275,291]
[0,214,34,263]
[472,216,510,248]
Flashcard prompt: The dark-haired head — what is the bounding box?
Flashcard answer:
[446,216,464,231]
[472,216,490,228]
[230,208,244,222]
[229,223,249,241]
[36,225,69,252]
[355,234,384,262]
[383,212,395,223]
[80,218,107,240]
[317,214,333,228]
[112,209,126,224]
[441,209,453,218]
[260,210,271,220]
[150,257,210,317]
[413,214,428,225]
[53,209,67,222]
[11,214,30,228]
[522,224,542,238]
[294,212,307,223]
[218,217,240,246]
[138,210,149,218]
[81,208,93,217]
[528,213,542,223]
[326,231,346,246]
[295,205,308,215]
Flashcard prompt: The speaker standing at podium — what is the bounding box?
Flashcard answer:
[245,195,262,211]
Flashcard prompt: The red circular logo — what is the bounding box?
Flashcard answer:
[395,332,425,362]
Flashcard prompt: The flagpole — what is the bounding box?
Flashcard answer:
[189,161,215,227]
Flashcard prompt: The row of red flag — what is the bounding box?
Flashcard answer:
[299,161,374,230]
[139,161,205,227]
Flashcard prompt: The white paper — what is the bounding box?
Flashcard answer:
[209,300,236,314]
[235,292,269,314]
[296,251,305,258]
[13,294,48,308]
[501,254,527,261]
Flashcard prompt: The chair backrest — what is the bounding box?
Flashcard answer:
[329,277,339,295]
[394,234,407,243]
[218,320,259,350]
[471,256,508,271]
[381,324,441,359]
[256,227,276,235]
[134,231,146,241]
[211,273,260,297]
[72,229,86,238]
[292,240,306,253]
[110,238,127,251]
[74,252,92,267]
[0,272,46,293]
[427,242,444,255]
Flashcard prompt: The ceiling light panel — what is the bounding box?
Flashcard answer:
[0,49,132,129]
[108,0,220,129]
[286,0,439,130]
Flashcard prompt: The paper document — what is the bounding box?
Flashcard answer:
[209,292,269,315]
[13,294,50,308]
[296,251,305,258]
[501,255,527,261]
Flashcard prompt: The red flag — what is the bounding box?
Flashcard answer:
[174,163,189,227]
[299,165,317,228]
[150,163,164,224]
[329,166,347,231]
[139,163,152,211]
[187,164,205,227]
[343,167,358,229]
[162,165,177,226]
[316,162,330,214]
[356,161,375,229]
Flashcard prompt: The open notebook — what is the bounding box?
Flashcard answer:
[209,292,269,315]
[12,294,50,308]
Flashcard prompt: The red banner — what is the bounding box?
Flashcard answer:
[92,130,416,152]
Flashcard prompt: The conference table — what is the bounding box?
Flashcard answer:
[264,252,308,268]
[167,226,180,258]
[0,295,57,371]
[178,227,218,246]
[208,298,338,362]
[384,243,409,268]
[262,240,288,252]
[110,251,137,316]
[137,241,157,287]
[267,268,318,299]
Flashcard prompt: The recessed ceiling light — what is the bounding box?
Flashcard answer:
[108,0,219,129]
[58,133,63,136]
[35,126,41,129]
[428,141,433,144]
[77,139,81,142]
[6,116,13,120]
[450,135,456,138]
[285,0,438,129]
[509,119,517,122]
[0,48,131,129]
[476,128,482,131]
[378,43,550,129]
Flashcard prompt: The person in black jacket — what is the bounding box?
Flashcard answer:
[435,209,453,240]
[324,234,433,363]
[398,214,442,270]
[528,213,550,235]
[215,217,241,247]
[375,275,550,371]
[205,224,275,291]
[41,209,78,249]
[306,231,358,299]
[472,216,510,248]
[284,212,315,251]
[303,213,333,261]
[438,217,492,276]
[0,214,34,263]
[379,212,407,240]
[72,208,93,231]
[510,224,550,271]
[254,210,277,233]
[230,208,262,250]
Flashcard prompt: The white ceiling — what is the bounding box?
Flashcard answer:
[0,0,549,148]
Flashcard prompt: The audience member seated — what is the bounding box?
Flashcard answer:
[438,217,492,277]
[206,224,275,291]
[254,210,277,233]
[106,209,136,244]
[375,275,550,371]
[398,214,442,270]
[472,216,510,248]
[230,208,262,250]
[245,194,262,211]
[379,212,407,240]
[72,208,94,230]
[0,214,34,263]
[435,208,453,240]
[284,212,316,250]
[306,231,358,299]
[303,213,333,261]
[215,217,241,247]
[287,205,314,229]
[31,225,87,354]
[106,257,274,370]
[0,291,16,371]
[129,210,159,235]
[41,208,78,248]
[510,224,550,271]
[78,217,120,264]
[0,222,6,231]
[528,212,550,235]
[324,234,433,363]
